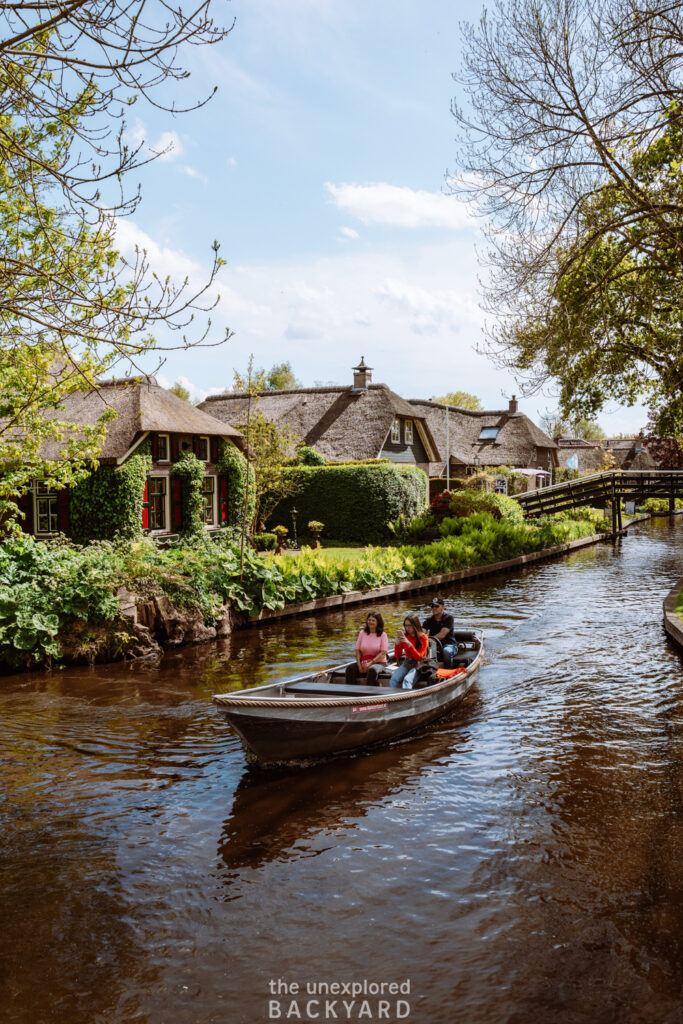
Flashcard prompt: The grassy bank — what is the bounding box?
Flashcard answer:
[0,511,599,668]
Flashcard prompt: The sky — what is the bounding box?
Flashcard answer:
[117,0,647,436]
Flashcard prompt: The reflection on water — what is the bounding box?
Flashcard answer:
[1,520,683,1023]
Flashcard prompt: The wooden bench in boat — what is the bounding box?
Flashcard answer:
[285,681,391,698]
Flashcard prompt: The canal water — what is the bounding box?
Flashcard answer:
[1,520,682,1024]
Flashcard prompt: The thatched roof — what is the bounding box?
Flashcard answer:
[199,384,437,461]
[39,378,242,461]
[604,438,657,470]
[555,437,605,473]
[408,399,558,471]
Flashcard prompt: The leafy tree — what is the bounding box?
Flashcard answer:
[451,0,683,432]
[266,362,301,390]
[540,411,606,440]
[431,392,483,410]
[170,381,191,402]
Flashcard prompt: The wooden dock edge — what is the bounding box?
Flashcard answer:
[663,581,683,650]
[247,516,649,626]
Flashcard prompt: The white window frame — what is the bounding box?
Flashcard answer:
[156,433,170,462]
[404,419,414,444]
[33,480,59,535]
[478,427,499,440]
[148,475,170,532]
[201,474,217,526]
[197,436,210,462]
[391,419,401,444]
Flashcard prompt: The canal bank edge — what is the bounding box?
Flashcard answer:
[662,581,683,649]
[247,516,651,625]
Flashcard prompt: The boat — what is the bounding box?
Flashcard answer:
[212,630,484,763]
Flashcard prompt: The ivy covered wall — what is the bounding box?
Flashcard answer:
[216,442,256,532]
[70,447,151,543]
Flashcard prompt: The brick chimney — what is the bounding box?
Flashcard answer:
[352,356,373,390]
[508,395,519,414]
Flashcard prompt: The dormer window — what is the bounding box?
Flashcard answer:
[197,436,209,462]
[404,419,414,444]
[391,419,401,443]
[156,433,169,462]
[478,427,499,440]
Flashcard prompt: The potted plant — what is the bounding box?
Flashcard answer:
[308,520,324,549]
[272,524,289,554]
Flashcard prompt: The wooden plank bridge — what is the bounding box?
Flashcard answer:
[515,470,683,534]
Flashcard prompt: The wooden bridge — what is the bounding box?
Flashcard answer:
[515,470,683,533]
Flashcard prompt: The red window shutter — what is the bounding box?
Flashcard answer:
[172,478,182,530]
[151,433,158,460]
[171,435,179,462]
[57,488,70,535]
[210,437,218,462]
[220,475,228,523]
[142,480,149,530]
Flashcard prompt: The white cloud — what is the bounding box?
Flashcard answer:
[180,165,208,184]
[227,156,238,168]
[149,130,183,162]
[339,226,359,240]
[326,182,473,230]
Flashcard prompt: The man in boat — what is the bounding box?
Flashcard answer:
[422,598,457,668]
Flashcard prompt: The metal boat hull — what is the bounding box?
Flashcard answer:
[213,637,483,763]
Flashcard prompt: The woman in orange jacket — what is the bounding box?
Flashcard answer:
[389,615,430,689]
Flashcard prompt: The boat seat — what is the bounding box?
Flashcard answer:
[451,649,478,667]
[285,681,391,697]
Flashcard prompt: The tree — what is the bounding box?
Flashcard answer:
[232,358,298,569]
[169,381,191,402]
[431,392,482,410]
[451,0,683,432]
[0,8,232,525]
[266,362,301,391]
[540,411,606,440]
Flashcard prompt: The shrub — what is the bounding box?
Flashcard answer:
[253,532,276,551]
[296,445,328,465]
[270,464,427,544]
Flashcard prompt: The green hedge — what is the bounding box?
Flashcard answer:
[270,463,428,543]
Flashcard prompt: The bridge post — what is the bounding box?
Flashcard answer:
[610,478,618,539]
[669,490,675,514]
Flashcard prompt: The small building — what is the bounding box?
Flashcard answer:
[408,396,558,490]
[199,358,439,471]
[603,437,657,471]
[18,378,243,540]
[555,436,606,475]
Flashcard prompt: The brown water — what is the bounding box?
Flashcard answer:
[1,520,682,1024]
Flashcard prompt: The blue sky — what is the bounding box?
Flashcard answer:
[119,0,646,435]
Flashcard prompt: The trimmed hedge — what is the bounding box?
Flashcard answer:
[270,463,428,544]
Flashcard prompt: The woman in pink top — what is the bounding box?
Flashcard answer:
[345,611,389,685]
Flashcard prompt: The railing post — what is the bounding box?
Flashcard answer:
[611,475,617,540]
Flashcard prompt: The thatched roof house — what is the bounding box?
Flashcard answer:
[199,359,438,472]
[603,438,657,471]
[407,396,558,481]
[19,378,243,540]
[555,437,605,475]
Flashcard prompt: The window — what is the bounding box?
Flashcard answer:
[404,419,414,444]
[478,427,499,440]
[148,477,167,531]
[156,433,169,462]
[493,476,508,495]
[197,436,209,462]
[202,475,216,525]
[34,481,58,535]
[391,419,401,443]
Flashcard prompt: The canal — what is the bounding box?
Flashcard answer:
[1,519,682,1024]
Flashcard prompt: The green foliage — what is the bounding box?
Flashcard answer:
[296,445,328,465]
[172,451,205,538]
[169,381,191,402]
[234,410,299,529]
[216,443,256,531]
[70,449,151,543]
[271,464,428,544]
[266,361,301,390]
[642,497,683,512]
[307,520,324,531]
[253,532,276,551]
[430,392,482,410]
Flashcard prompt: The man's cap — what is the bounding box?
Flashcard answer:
[431,598,444,606]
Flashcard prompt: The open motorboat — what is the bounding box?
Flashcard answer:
[213,630,484,763]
